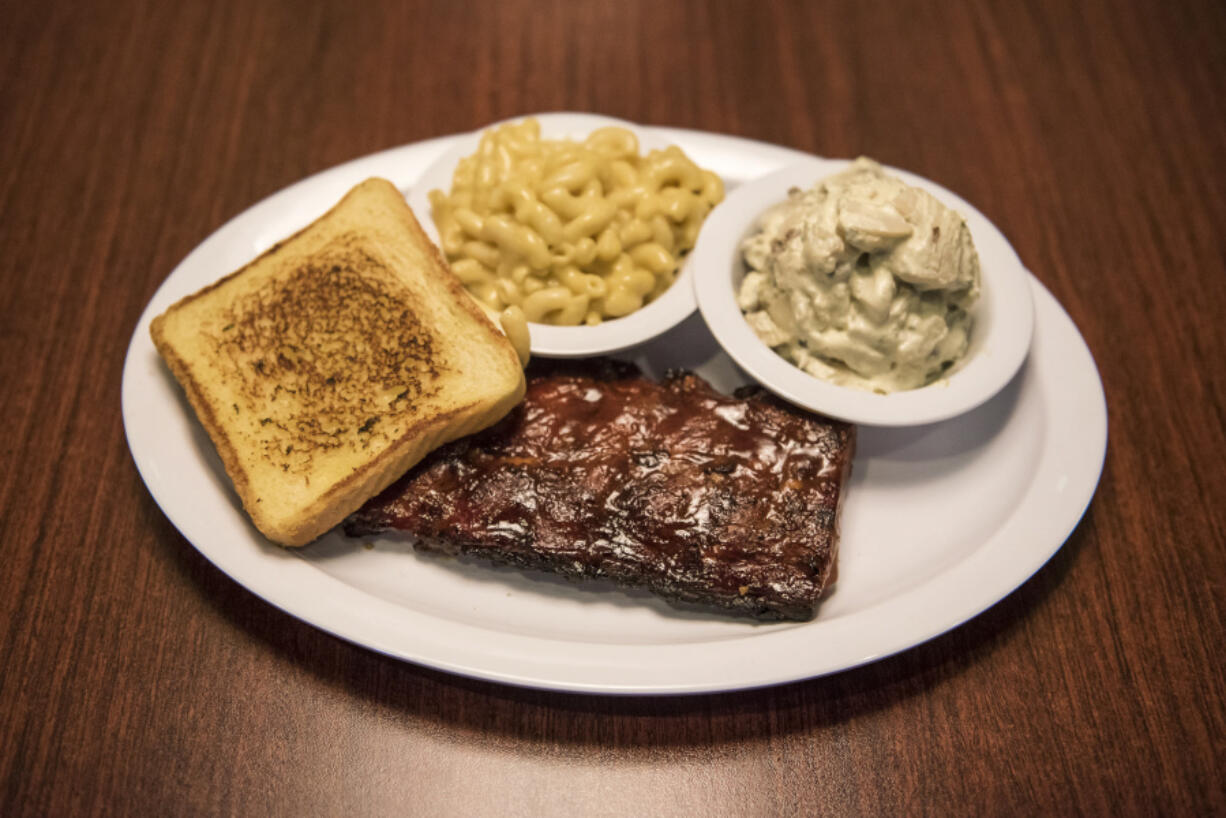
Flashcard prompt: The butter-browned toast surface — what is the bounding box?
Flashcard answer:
[151,178,526,546]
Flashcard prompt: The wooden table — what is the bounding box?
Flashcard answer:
[3,1,1223,814]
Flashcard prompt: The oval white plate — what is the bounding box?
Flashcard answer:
[694,158,1035,426]
[123,126,1106,694]
[407,112,703,358]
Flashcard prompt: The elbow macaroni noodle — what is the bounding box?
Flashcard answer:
[429,118,724,326]
[497,304,531,367]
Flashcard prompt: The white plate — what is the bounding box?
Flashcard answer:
[122,126,1107,694]
[407,112,702,358]
[693,158,1035,426]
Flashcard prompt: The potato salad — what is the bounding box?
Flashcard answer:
[738,158,981,393]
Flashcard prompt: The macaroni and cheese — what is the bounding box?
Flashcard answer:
[737,158,981,393]
[429,118,724,326]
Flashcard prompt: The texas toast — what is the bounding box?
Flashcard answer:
[151,178,526,546]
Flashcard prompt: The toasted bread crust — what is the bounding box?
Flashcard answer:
[151,178,525,546]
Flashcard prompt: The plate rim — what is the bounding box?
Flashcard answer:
[122,124,1107,695]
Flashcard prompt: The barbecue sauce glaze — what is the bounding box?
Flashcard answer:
[347,359,855,620]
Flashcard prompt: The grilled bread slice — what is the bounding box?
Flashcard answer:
[151,177,526,546]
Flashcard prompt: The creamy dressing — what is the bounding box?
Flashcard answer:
[737,158,981,392]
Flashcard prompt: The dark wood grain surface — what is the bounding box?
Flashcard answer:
[3,0,1224,814]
